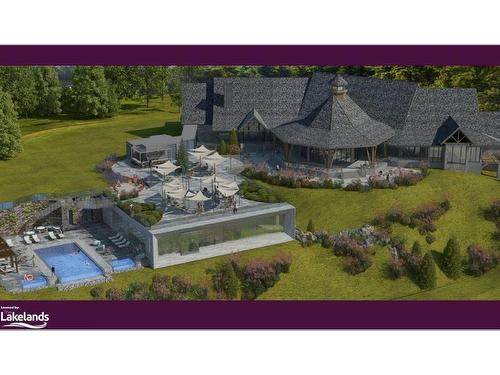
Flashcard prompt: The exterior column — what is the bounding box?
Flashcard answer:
[307,147,310,163]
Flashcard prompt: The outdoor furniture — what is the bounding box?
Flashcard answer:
[117,241,131,248]
[108,233,122,241]
[25,230,35,236]
[6,239,14,247]
[113,238,127,246]
[56,232,65,239]
[91,240,102,246]
[48,231,58,241]
[31,234,41,243]
[23,236,33,245]
[35,226,46,233]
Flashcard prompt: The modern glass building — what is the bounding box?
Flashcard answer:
[103,202,295,269]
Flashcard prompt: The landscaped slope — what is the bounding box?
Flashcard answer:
[0,98,181,202]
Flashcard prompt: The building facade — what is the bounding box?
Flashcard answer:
[182,73,500,173]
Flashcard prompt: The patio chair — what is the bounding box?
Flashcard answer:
[56,232,65,239]
[113,238,127,246]
[32,234,41,243]
[108,233,122,241]
[48,231,58,241]
[23,236,33,245]
[6,239,14,247]
[117,241,130,248]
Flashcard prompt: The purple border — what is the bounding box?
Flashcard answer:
[1,45,500,329]
[1,301,500,329]
[0,45,500,65]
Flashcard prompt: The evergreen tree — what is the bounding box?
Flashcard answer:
[65,66,119,118]
[175,140,189,173]
[412,241,423,257]
[306,219,315,233]
[419,253,437,289]
[217,139,227,155]
[442,238,463,279]
[0,89,22,160]
[228,129,240,154]
[34,66,62,116]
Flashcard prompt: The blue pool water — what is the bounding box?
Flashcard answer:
[111,257,136,272]
[21,275,48,290]
[35,243,103,284]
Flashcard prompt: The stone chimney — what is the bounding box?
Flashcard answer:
[331,74,348,98]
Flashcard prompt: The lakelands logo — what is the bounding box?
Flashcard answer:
[1,305,49,329]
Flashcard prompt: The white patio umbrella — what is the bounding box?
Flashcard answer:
[154,160,180,177]
[165,188,187,200]
[217,187,239,197]
[191,145,211,154]
[220,181,239,190]
[164,181,182,190]
[186,191,211,202]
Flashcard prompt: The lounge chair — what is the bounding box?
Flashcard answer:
[108,233,122,241]
[32,234,41,243]
[117,241,131,248]
[111,235,125,243]
[113,238,127,246]
[23,236,33,245]
[56,232,65,239]
[6,239,14,247]
[48,231,58,241]
[91,239,101,246]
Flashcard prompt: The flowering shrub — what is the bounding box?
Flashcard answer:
[95,153,119,173]
[90,285,104,299]
[226,253,292,300]
[344,179,369,192]
[393,170,423,186]
[425,234,436,244]
[105,287,125,301]
[465,244,499,276]
[343,248,373,275]
[333,233,363,257]
[387,257,407,279]
[149,274,208,300]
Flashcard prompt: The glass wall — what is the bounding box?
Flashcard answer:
[156,214,285,256]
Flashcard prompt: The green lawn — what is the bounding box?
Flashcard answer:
[0,98,181,202]
[1,96,499,300]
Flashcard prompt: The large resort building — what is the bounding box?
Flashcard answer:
[182,73,500,173]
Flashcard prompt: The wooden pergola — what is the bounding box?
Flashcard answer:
[0,237,18,274]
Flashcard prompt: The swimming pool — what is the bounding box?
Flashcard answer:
[111,257,136,272]
[35,243,104,284]
[21,275,48,290]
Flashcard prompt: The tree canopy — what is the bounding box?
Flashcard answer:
[0,89,22,160]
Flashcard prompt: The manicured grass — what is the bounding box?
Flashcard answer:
[0,98,181,202]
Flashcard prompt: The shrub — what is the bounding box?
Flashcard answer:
[90,285,104,299]
[217,139,228,155]
[239,180,281,203]
[333,234,362,257]
[119,189,139,201]
[272,253,292,274]
[387,257,407,279]
[465,244,498,276]
[425,234,436,244]
[344,179,363,191]
[306,219,315,233]
[418,253,437,289]
[125,282,149,300]
[393,171,423,186]
[419,160,430,177]
[371,213,386,227]
[105,287,125,301]
[343,248,373,275]
[149,274,207,300]
[208,261,241,300]
[385,204,404,224]
[412,241,423,258]
[240,260,280,300]
[321,235,333,248]
[442,238,463,279]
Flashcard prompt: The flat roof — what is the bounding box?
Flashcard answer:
[149,202,294,235]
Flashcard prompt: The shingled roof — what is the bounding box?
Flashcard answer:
[389,87,500,146]
[211,77,308,131]
[181,73,500,148]
[272,74,395,148]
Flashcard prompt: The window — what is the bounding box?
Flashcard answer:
[429,146,442,162]
[467,146,481,163]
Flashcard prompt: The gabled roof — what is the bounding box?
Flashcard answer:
[388,87,498,146]
[238,108,269,130]
[211,77,308,131]
[478,112,500,141]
